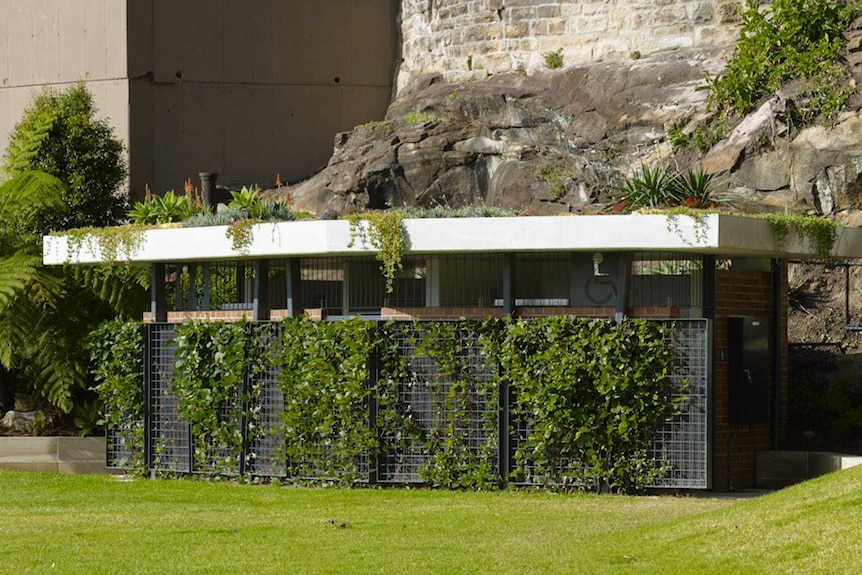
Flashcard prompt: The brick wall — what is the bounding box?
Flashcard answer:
[398,0,744,90]
[712,265,787,491]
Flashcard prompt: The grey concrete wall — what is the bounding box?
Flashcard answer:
[128,0,399,197]
[1,0,399,202]
[0,0,131,185]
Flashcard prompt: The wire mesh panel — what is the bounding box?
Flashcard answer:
[651,319,710,488]
[148,323,190,472]
[507,318,710,489]
[106,422,144,470]
[248,323,286,477]
[376,322,499,484]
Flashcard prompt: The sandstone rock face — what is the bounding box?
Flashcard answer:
[289,50,715,215]
[287,34,862,221]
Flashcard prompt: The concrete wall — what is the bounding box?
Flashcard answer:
[397,0,744,91]
[0,0,131,184]
[128,0,399,197]
[0,436,107,474]
[1,0,399,200]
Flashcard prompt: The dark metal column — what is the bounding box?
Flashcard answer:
[254,260,270,321]
[151,264,166,323]
[502,254,515,316]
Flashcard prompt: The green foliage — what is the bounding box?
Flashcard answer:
[87,316,681,491]
[228,186,265,218]
[706,0,856,120]
[403,111,438,125]
[614,165,724,212]
[544,48,564,69]
[88,319,144,466]
[58,224,147,262]
[535,158,577,200]
[128,190,204,225]
[396,205,520,218]
[2,83,128,230]
[393,321,499,489]
[172,320,248,473]
[278,317,377,482]
[0,171,103,413]
[347,211,406,293]
[756,213,838,258]
[497,317,678,492]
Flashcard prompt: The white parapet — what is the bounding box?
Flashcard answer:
[42,214,862,265]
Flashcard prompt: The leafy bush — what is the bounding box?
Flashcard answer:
[706,0,856,120]
[89,319,144,466]
[2,83,128,230]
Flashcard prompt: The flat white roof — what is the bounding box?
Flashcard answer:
[42,214,862,265]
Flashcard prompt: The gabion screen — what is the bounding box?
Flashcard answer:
[376,323,499,484]
[147,323,190,473]
[137,319,710,489]
[651,319,710,489]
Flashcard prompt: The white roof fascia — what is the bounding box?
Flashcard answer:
[42,214,862,265]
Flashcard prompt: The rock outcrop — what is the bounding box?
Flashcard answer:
[289,49,718,215]
[286,26,862,221]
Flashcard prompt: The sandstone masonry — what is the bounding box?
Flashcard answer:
[397,0,744,91]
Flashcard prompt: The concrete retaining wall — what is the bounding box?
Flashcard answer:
[0,437,107,474]
[757,451,862,489]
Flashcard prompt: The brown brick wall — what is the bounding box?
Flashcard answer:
[713,265,787,491]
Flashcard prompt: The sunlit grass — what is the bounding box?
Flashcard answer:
[1,466,861,574]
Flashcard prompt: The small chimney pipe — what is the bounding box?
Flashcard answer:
[200,172,218,207]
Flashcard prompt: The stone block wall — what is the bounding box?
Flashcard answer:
[397,0,744,91]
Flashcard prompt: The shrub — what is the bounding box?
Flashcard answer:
[706,0,856,121]
[2,83,128,230]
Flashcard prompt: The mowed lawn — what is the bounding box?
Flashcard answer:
[1,467,862,574]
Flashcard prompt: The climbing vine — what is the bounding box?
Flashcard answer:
[88,319,145,469]
[498,317,678,492]
[278,317,378,482]
[89,316,682,493]
[411,321,499,489]
[172,320,248,473]
[347,211,406,293]
[757,213,838,259]
[58,224,147,262]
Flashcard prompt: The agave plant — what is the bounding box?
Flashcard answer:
[228,186,266,219]
[670,166,724,209]
[616,164,680,211]
[129,190,204,224]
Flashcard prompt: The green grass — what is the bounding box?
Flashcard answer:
[2,466,862,573]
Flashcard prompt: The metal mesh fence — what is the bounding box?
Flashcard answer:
[147,323,190,473]
[106,423,143,469]
[376,322,499,484]
[248,323,287,477]
[651,319,710,488]
[140,318,710,488]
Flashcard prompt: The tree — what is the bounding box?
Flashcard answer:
[0,86,146,422]
[2,83,128,230]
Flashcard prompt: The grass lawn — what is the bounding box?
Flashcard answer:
[1,467,862,574]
